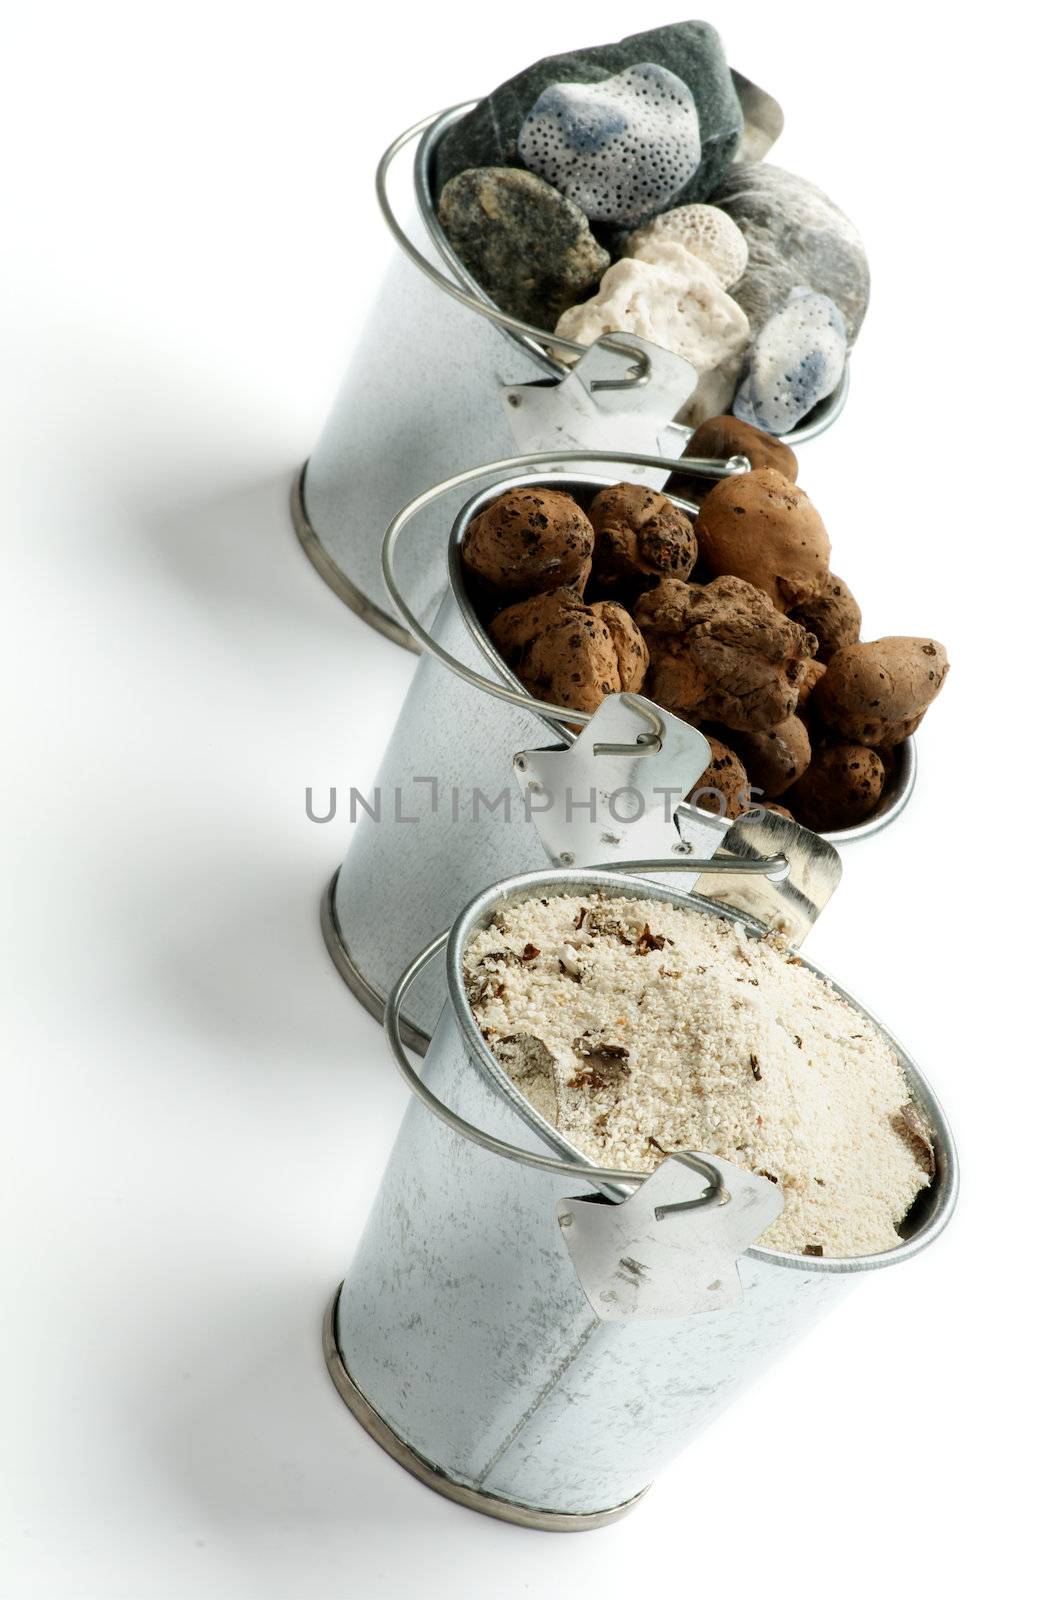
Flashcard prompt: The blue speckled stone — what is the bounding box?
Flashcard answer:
[434,22,743,213]
[733,288,847,435]
[517,63,701,226]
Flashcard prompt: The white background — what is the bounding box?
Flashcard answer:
[2,3,1058,1595]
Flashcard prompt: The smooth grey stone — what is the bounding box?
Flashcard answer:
[434,22,743,213]
[437,166,610,327]
[712,163,870,343]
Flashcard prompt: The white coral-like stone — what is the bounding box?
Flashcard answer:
[555,241,750,425]
[623,204,748,289]
[518,64,701,226]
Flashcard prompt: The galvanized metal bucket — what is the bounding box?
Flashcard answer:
[322,455,915,1050]
[294,99,851,650]
[325,860,957,1530]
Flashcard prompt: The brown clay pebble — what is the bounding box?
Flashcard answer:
[787,744,886,832]
[814,637,949,748]
[695,468,830,612]
[592,600,649,691]
[797,658,827,709]
[462,487,593,598]
[689,735,750,820]
[587,482,697,590]
[489,587,647,715]
[790,574,862,661]
[762,802,795,820]
[665,416,798,506]
[729,716,812,798]
[634,576,817,732]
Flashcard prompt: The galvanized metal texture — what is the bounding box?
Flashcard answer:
[501,335,699,461]
[291,464,418,652]
[295,103,850,643]
[329,582,570,1043]
[556,1154,785,1320]
[323,1286,646,1531]
[336,1004,853,1518]
[693,809,842,948]
[332,864,957,1522]
[320,869,431,1054]
[731,69,785,161]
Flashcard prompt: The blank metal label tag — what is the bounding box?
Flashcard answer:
[558,1154,785,1321]
[513,693,712,867]
[501,335,697,487]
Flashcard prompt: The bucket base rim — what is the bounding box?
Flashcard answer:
[291,462,419,654]
[322,1284,649,1532]
[320,870,431,1056]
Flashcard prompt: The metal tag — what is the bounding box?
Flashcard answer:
[513,693,710,867]
[501,335,697,487]
[558,1154,784,1321]
[730,69,784,162]
[692,810,842,951]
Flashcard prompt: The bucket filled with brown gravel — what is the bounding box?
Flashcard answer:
[325,861,956,1529]
[322,450,939,1048]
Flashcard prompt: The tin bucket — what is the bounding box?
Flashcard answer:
[294,101,851,649]
[324,859,958,1529]
[321,453,915,1050]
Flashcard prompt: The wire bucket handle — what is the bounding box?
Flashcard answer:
[377,105,652,392]
[380,447,750,729]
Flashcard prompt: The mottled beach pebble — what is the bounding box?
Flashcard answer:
[733,289,847,435]
[623,203,747,288]
[787,743,886,832]
[728,716,812,798]
[489,587,648,715]
[790,574,862,661]
[713,163,870,342]
[518,63,700,226]
[588,482,698,591]
[813,638,949,749]
[633,575,816,732]
[434,22,743,210]
[438,167,609,327]
[556,242,749,423]
[696,466,830,611]
[462,485,593,598]
[690,734,750,820]
[665,416,797,507]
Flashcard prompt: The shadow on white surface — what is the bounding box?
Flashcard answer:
[132,1272,533,1545]
[135,467,363,642]
[124,844,360,1063]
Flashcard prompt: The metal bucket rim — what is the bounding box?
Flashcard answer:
[445,469,917,846]
[442,862,958,1275]
[409,103,850,447]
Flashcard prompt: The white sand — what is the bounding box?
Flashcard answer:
[464,892,933,1258]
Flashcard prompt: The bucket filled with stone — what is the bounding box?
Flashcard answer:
[319,444,947,1049]
[295,21,867,647]
[324,860,957,1529]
